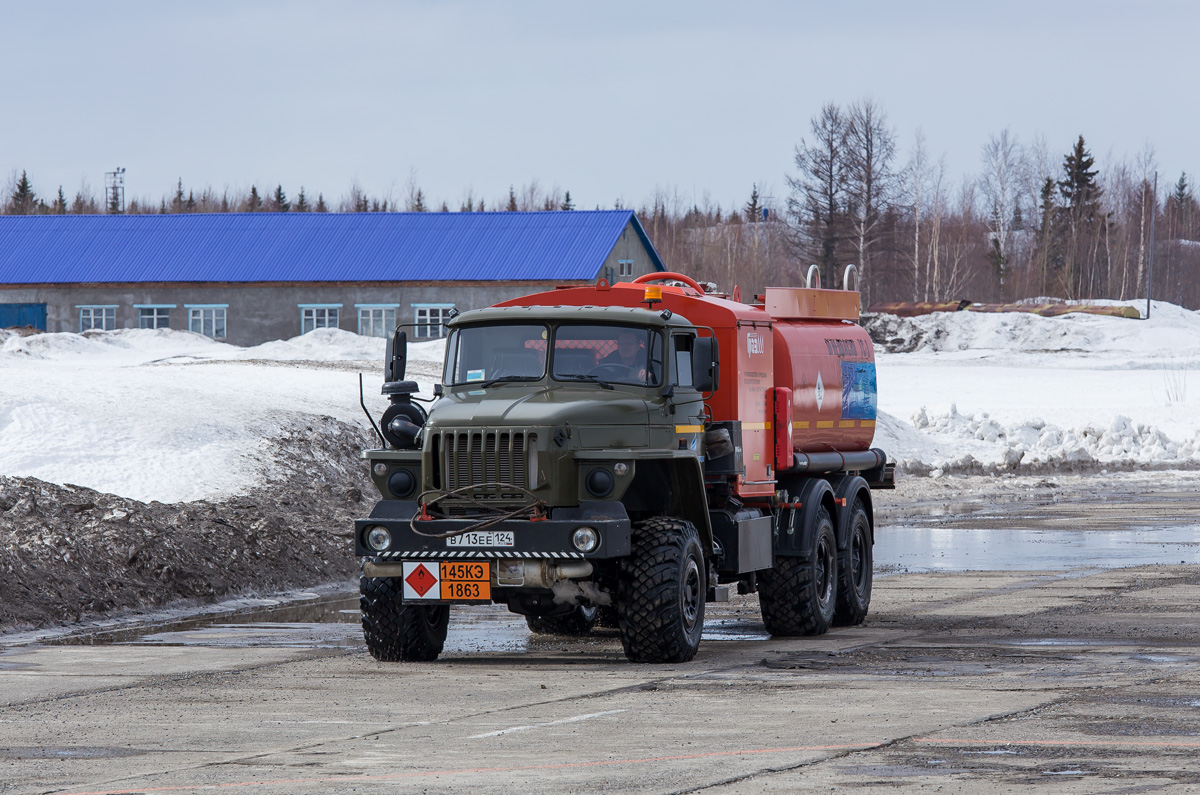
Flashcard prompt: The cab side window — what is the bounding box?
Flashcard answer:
[672,334,694,387]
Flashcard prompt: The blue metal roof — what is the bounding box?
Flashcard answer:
[0,210,665,285]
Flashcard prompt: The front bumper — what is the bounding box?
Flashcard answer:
[354,500,632,560]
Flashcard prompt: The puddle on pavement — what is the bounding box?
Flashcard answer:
[39,487,1200,653]
[877,526,1200,572]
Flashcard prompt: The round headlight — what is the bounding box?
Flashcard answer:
[585,467,614,498]
[572,526,599,553]
[387,468,416,498]
[367,525,392,551]
[373,462,388,477]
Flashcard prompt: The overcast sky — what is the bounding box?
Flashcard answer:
[2,1,1194,212]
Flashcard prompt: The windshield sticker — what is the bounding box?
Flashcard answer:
[467,369,486,382]
[840,362,877,420]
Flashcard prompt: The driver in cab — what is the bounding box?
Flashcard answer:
[600,330,647,382]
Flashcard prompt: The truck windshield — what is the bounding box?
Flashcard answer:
[552,324,662,386]
[444,324,549,385]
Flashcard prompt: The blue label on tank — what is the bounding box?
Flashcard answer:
[841,362,877,420]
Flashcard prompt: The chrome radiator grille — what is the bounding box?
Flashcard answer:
[438,430,529,493]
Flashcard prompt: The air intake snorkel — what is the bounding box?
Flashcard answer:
[379,328,427,449]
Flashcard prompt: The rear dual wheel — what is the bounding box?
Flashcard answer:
[759,507,837,636]
[525,605,599,635]
[834,501,873,626]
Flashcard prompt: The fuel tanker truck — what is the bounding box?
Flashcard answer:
[353,268,894,663]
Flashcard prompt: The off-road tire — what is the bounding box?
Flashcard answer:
[525,605,599,635]
[759,507,837,636]
[360,575,450,662]
[615,517,706,663]
[833,501,873,626]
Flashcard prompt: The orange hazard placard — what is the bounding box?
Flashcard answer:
[439,561,491,601]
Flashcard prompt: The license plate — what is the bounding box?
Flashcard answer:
[401,561,491,602]
[446,531,515,548]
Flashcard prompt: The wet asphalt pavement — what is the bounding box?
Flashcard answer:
[2,474,1199,793]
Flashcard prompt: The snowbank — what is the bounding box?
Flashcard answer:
[867,300,1200,368]
[873,301,1199,475]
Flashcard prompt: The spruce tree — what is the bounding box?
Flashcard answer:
[1172,172,1190,208]
[53,187,67,214]
[294,188,310,212]
[478,198,486,212]
[440,201,449,212]
[315,193,328,212]
[413,190,426,211]
[247,186,263,211]
[1057,135,1104,296]
[560,191,573,211]
[171,179,185,212]
[272,185,290,212]
[10,171,36,214]
[744,184,762,223]
[1059,135,1102,223]
[507,186,518,211]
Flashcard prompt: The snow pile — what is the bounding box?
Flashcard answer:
[874,301,1200,475]
[232,328,384,362]
[868,300,1200,368]
[898,405,1200,474]
[0,328,220,363]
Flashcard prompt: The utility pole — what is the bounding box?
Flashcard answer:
[1147,171,1157,319]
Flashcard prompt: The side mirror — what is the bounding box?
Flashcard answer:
[692,337,718,392]
[385,329,408,382]
[433,383,444,397]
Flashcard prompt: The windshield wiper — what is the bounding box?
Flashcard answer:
[556,374,615,390]
[460,376,542,389]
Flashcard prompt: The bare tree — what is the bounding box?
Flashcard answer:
[979,129,1025,298]
[844,99,897,305]
[786,102,850,288]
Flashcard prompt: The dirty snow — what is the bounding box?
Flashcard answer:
[0,301,1197,502]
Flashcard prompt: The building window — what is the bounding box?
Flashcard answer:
[414,304,455,339]
[187,305,227,339]
[357,304,398,338]
[78,306,117,331]
[136,306,173,329]
[300,304,341,334]
[618,259,634,277]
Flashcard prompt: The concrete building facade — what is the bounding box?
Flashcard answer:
[0,211,664,345]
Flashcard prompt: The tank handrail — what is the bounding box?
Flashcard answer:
[843,263,859,292]
[631,271,706,293]
[805,264,822,289]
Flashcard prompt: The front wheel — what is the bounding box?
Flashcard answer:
[616,517,706,663]
[360,576,450,662]
[759,507,837,636]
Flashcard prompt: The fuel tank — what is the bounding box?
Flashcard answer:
[766,287,877,454]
